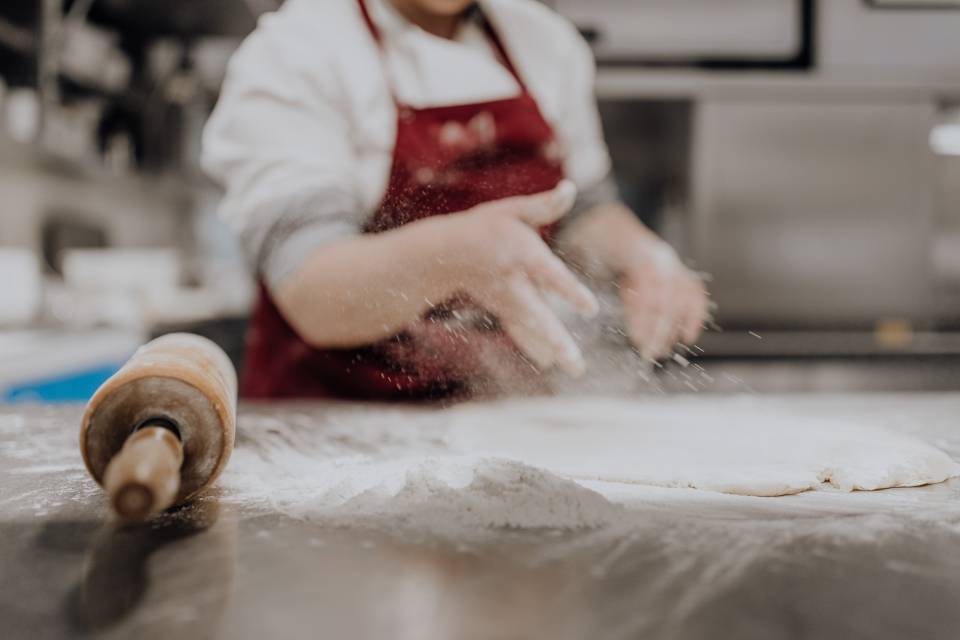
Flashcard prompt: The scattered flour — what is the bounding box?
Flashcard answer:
[0,412,102,514]
[218,397,960,540]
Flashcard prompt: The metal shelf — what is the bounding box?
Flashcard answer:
[0,132,214,202]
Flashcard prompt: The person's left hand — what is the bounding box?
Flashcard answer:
[618,240,710,361]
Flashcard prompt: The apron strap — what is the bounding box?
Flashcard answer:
[355,0,528,105]
[357,0,384,45]
[357,0,407,108]
[479,12,528,92]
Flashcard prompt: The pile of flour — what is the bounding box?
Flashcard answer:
[322,457,622,531]
[221,418,623,538]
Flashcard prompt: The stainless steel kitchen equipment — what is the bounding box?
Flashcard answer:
[551,0,960,345]
[549,0,809,68]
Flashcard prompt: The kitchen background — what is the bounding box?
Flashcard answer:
[1,0,959,402]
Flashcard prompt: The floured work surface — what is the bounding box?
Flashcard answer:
[227,396,960,638]
[220,397,960,537]
[5,396,960,640]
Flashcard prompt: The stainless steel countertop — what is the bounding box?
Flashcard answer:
[3,391,960,640]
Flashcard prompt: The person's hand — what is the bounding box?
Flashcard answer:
[618,240,709,361]
[433,180,599,376]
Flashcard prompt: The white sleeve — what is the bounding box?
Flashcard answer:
[554,26,620,221]
[556,29,614,189]
[201,14,360,291]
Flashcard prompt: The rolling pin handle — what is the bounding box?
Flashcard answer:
[102,420,185,523]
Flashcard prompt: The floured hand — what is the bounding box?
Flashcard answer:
[554,201,710,362]
[433,180,599,376]
[619,240,709,360]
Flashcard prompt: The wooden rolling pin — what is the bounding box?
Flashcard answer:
[79,333,237,522]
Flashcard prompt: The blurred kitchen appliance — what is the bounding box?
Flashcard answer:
[558,0,960,343]
[930,105,960,157]
[547,0,811,68]
[0,248,41,326]
[692,99,942,328]
[870,0,960,6]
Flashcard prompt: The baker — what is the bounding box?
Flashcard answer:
[202,0,709,400]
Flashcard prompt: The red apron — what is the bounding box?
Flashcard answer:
[242,0,565,400]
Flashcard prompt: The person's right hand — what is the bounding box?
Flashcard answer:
[429,180,599,377]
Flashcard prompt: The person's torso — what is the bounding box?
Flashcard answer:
[262,0,579,225]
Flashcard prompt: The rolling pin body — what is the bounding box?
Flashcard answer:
[80,334,238,521]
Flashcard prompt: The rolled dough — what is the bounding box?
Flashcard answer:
[448,398,960,497]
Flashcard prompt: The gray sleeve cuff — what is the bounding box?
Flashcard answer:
[236,187,360,293]
[566,172,621,225]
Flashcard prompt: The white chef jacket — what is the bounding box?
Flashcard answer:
[202,0,617,290]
